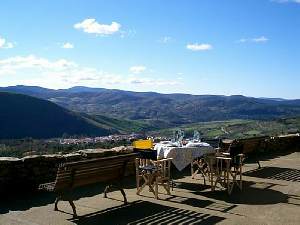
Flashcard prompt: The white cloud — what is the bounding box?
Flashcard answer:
[74,18,121,35]
[0,36,14,49]
[237,38,247,43]
[127,76,180,86]
[252,36,269,43]
[272,0,300,4]
[129,65,146,74]
[0,38,5,48]
[237,36,269,43]
[62,42,74,49]
[186,43,212,51]
[158,36,173,44]
[0,55,179,89]
[120,29,136,38]
[0,55,77,72]
[5,42,14,48]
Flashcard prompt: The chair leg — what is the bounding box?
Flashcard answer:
[200,169,206,185]
[155,182,158,199]
[239,165,243,190]
[228,182,234,195]
[210,170,214,191]
[137,181,147,195]
[226,164,230,193]
[165,182,171,195]
[136,174,140,192]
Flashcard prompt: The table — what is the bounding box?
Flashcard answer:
[154,142,215,171]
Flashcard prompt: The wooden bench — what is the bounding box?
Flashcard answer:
[220,137,268,168]
[39,153,137,217]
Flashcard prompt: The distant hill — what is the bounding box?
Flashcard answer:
[0,92,111,139]
[84,114,156,133]
[1,85,300,126]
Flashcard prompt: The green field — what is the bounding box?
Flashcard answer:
[149,117,300,139]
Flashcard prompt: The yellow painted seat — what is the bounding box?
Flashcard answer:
[133,139,153,150]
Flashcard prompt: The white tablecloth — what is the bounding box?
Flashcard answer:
[154,143,215,171]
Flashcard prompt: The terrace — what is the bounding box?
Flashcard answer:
[0,147,299,225]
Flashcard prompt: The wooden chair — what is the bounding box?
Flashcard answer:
[191,139,222,184]
[204,152,229,191]
[133,139,172,198]
[135,157,172,199]
[191,158,209,184]
[228,153,244,194]
[206,151,244,194]
[136,158,156,196]
[221,140,245,193]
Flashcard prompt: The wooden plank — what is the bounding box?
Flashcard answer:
[64,153,137,167]
[66,161,125,172]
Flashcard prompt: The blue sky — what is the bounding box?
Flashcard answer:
[0,0,299,99]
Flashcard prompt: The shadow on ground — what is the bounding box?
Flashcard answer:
[246,148,299,166]
[174,181,211,193]
[169,179,293,210]
[0,176,136,215]
[69,200,225,225]
[199,180,289,205]
[1,162,299,224]
[243,166,300,182]
[0,191,56,214]
[164,194,237,214]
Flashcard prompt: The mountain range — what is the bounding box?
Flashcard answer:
[1,85,300,127]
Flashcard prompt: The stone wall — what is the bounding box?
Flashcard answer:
[0,135,299,194]
[221,134,300,155]
[0,146,134,194]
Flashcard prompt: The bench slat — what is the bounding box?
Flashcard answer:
[66,161,125,172]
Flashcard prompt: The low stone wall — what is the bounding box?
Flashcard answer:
[221,134,300,155]
[0,146,134,194]
[1,135,299,194]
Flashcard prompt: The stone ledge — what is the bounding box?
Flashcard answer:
[0,135,299,195]
[0,146,134,194]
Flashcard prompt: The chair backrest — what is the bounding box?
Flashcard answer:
[228,140,243,161]
[136,158,153,168]
[133,139,157,159]
[201,138,221,148]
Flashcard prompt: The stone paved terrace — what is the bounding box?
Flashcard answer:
[1,151,300,225]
